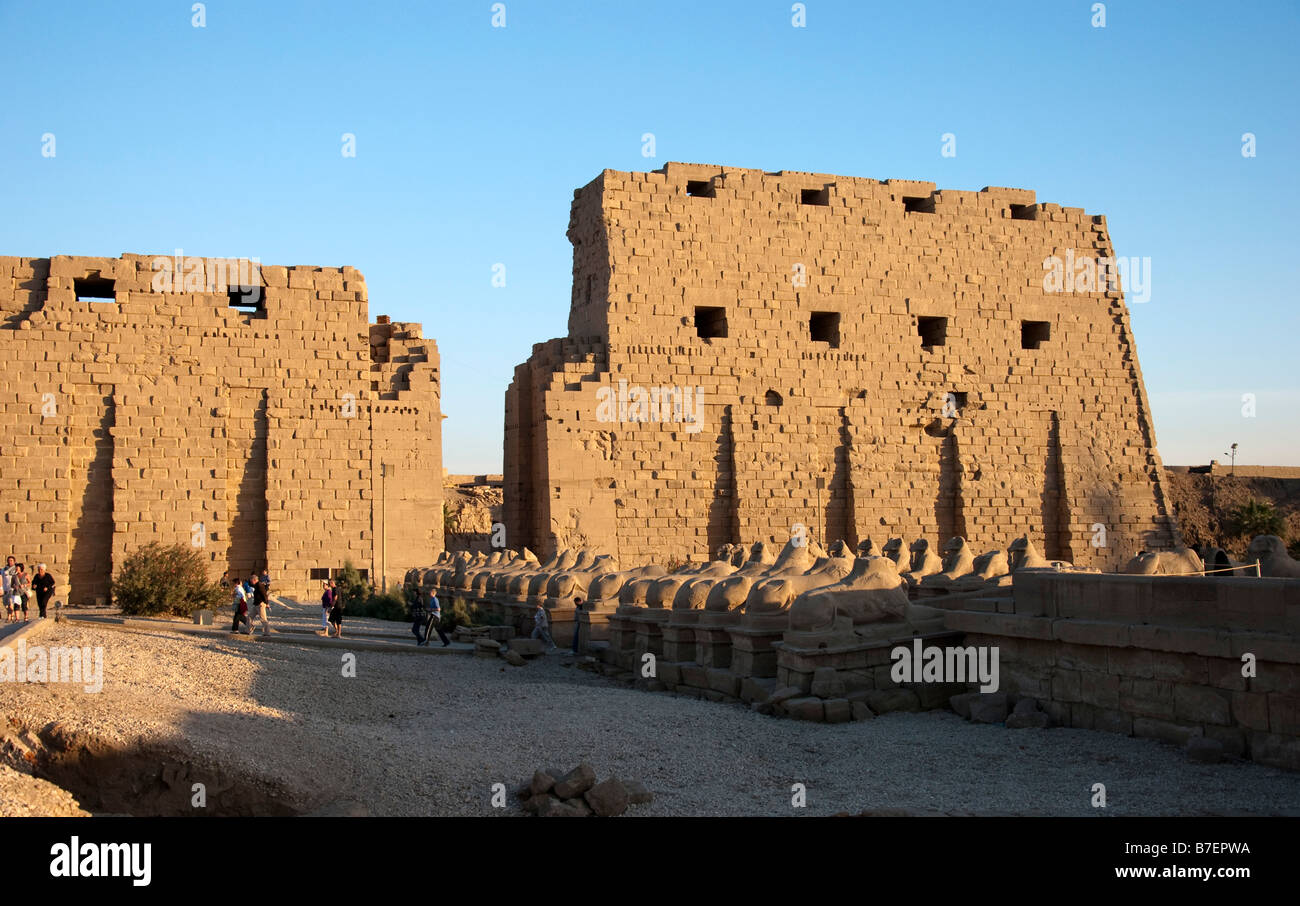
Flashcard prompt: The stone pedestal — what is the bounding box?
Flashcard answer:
[544,600,580,649]
[775,628,966,697]
[606,605,642,669]
[729,612,790,679]
[478,597,505,624]
[575,604,616,651]
[630,608,671,663]
[663,609,701,662]
[502,600,534,638]
[694,610,741,668]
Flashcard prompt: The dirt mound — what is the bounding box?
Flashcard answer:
[1164,471,1300,559]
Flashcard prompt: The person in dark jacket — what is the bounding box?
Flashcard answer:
[409,594,427,645]
[320,581,334,634]
[571,595,584,653]
[328,593,344,637]
[251,574,270,636]
[32,564,55,619]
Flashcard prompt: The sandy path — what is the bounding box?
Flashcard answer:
[4,618,1300,816]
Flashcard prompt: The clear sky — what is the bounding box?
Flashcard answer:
[2,0,1296,472]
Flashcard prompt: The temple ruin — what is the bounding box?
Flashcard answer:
[0,254,442,602]
[505,162,1179,571]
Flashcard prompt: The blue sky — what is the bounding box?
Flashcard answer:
[1,0,1296,471]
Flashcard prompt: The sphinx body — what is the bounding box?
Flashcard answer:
[881,538,906,566]
[701,541,782,613]
[741,548,854,615]
[471,548,539,596]
[920,537,976,589]
[546,553,620,603]
[902,538,943,586]
[787,556,948,640]
[950,548,1011,590]
[587,564,668,607]
[1007,536,1050,572]
[1246,535,1300,578]
[1122,548,1204,576]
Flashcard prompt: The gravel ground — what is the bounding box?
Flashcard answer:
[5,610,1300,817]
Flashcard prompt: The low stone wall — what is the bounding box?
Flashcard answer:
[424,554,1300,771]
[950,571,1300,770]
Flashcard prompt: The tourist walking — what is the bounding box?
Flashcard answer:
[531,602,556,650]
[2,556,15,622]
[320,580,334,633]
[424,589,450,647]
[32,564,54,619]
[231,582,252,634]
[328,592,344,637]
[14,564,30,622]
[251,573,270,636]
[409,593,427,645]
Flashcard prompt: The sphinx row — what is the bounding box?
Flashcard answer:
[404,533,1075,688]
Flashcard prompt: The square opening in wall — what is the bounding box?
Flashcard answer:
[903,195,936,214]
[228,288,264,313]
[1022,320,1051,349]
[1010,203,1037,221]
[75,277,116,302]
[695,306,727,339]
[686,180,715,198]
[809,311,840,347]
[917,315,947,347]
[309,568,330,581]
[801,187,830,206]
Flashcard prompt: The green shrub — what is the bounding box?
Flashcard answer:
[356,591,409,622]
[336,561,370,613]
[113,542,224,617]
[1230,499,1285,540]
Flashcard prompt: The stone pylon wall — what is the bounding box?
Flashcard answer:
[0,254,442,603]
[504,163,1178,570]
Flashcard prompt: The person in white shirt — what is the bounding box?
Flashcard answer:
[531,602,556,650]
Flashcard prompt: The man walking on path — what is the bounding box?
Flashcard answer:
[532,602,557,651]
[409,592,427,645]
[32,564,54,619]
[251,573,270,636]
[423,589,450,647]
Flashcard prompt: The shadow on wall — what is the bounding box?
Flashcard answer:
[445,533,495,554]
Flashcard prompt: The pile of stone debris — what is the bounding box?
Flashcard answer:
[517,762,653,817]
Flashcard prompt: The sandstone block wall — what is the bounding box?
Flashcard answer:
[505,162,1177,569]
[0,254,442,603]
[952,572,1300,771]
